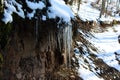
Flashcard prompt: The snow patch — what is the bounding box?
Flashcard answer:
[79,66,104,80]
[26,0,45,10]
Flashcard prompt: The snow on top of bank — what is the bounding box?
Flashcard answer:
[48,0,74,23]
[2,0,74,24]
[2,0,25,24]
[26,0,45,10]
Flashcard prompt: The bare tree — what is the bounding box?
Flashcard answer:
[116,0,120,10]
[99,0,107,18]
[77,0,81,12]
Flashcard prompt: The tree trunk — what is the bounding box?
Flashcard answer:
[99,0,107,18]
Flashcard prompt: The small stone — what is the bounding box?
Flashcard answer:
[16,73,22,79]
[70,75,75,78]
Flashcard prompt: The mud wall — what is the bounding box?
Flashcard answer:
[0,17,70,80]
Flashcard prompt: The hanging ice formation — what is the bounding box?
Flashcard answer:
[1,0,74,68]
[57,22,72,68]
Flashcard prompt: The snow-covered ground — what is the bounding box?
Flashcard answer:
[73,1,120,79]
[72,0,120,22]
[75,25,120,80]
[91,25,120,71]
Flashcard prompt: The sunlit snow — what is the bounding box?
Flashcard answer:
[73,0,120,79]
[48,0,74,23]
[26,0,45,10]
[2,0,74,24]
[91,25,120,71]
[79,66,104,80]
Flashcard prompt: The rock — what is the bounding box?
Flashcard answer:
[16,73,22,79]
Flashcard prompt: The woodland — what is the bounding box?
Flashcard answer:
[0,0,120,80]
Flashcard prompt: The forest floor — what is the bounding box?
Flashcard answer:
[75,24,120,80]
[72,0,120,80]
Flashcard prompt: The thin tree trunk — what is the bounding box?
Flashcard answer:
[99,0,106,18]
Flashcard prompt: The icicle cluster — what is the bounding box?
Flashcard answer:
[2,0,74,68]
[57,23,72,67]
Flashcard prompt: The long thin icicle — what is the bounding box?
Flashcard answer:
[63,23,72,68]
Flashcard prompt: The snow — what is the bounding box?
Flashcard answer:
[72,0,120,22]
[13,0,25,18]
[2,0,74,24]
[78,3,100,21]
[76,24,120,80]
[27,10,35,19]
[74,40,104,80]
[2,9,13,24]
[91,25,120,71]
[99,16,113,22]
[26,0,45,10]
[2,0,15,23]
[74,48,80,54]
[48,0,74,23]
[2,0,25,24]
[42,15,46,21]
[74,47,104,80]
[79,66,104,80]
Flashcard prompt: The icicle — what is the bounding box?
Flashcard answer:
[63,26,67,67]
[57,27,63,51]
[57,22,72,68]
[62,23,72,68]
[67,23,72,68]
